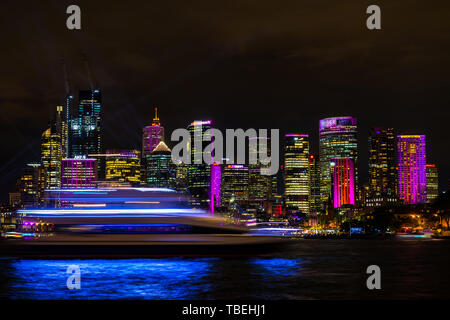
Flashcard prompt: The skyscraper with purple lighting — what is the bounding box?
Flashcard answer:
[61,158,97,189]
[331,158,355,208]
[319,116,358,208]
[397,135,426,204]
[210,162,221,214]
[142,107,164,155]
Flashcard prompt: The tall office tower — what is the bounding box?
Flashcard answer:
[16,163,45,207]
[69,89,102,158]
[426,164,438,203]
[61,159,97,189]
[368,127,396,197]
[142,107,164,155]
[187,120,212,208]
[397,135,427,204]
[221,165,249,208]
[141,107,164,184]
[175,163,188,192]
[105,150,141,186]
[331,158,356,208]
[55,105,68,158]
[319,117,358,207]
[284,134,310,215]
[309,154,321,214]
[210,163,221,208]
[41,120,63,189]
[145,142,176,188]
[248,136,272,202]
[64,94,74,158]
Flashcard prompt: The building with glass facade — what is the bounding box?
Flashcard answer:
[186,120,212,208]
[145,142,176,188]
[61,158,97,189]
[41,121,62,190]
[397,135,426,204]
[69,89,102,158]
[319,116,358,207]
[426,164,438,203]
[16,163,45,207]
[331,158,355,208]
[105,150,141,185]
[221,165,249,209]
[284,134,310,215]
[368,127,396,197]
[308,154,321,213]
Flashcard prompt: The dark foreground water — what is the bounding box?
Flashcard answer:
[0,239,449,299]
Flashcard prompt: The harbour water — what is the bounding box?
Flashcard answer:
[0,238,449,299]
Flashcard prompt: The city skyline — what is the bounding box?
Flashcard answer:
[1,0,449,201]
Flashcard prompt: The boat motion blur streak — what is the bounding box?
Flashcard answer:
[0,188,293,257]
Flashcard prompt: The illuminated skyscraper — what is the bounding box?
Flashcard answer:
[284,134,310,215]
[61,159,97,189]
[248,136,272,202]
[309,154,321,213]
[41,120,63,189]
[221,165,249,208]
[142,107,164,156]
[69,89,102,158]
[368,127,396,197]
[397,135,426,204]
[145,142,176,188]
[16,163,45,206]
[319,117,358,206]
[105,150,141,185]
[426,164,438,203]
[210,163,221,213]
[55,105,68,158]
[187,120,212,208]
[331,158,356,208]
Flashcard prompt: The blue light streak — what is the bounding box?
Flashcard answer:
[18,208,207,217]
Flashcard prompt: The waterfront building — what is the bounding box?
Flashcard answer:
[41,120,63,189]
[142,107,164,156]
[426,164,438,203]
[61,158,97,189]
[142,107,164,183]
[221,165,249,208]
[248,136,273,202]
[319,117,358,207]
[69,89,102,158]
[397,135,427,204]
[368,127,396,197]
[16,163,45,206]
[145,142,176,188]
[284,134,310,215]
[105,150,141,186]
[186,120,212,208]
[210,162,221,210]
[309,154,321,213]
[331,158,356,208]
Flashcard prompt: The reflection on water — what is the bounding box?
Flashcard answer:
[1,239,449,299]
[5,258,215,299]
[1,258,301,300]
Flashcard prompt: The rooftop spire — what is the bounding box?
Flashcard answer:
[152,106,161,126]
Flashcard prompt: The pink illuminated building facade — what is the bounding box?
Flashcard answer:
[397,135,426,204]
[210,162,221,214]
[61,159,97,189]
[142,107,164,155]
[331,158,355,208]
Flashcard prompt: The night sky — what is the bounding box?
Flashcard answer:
[1,0,449,200]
